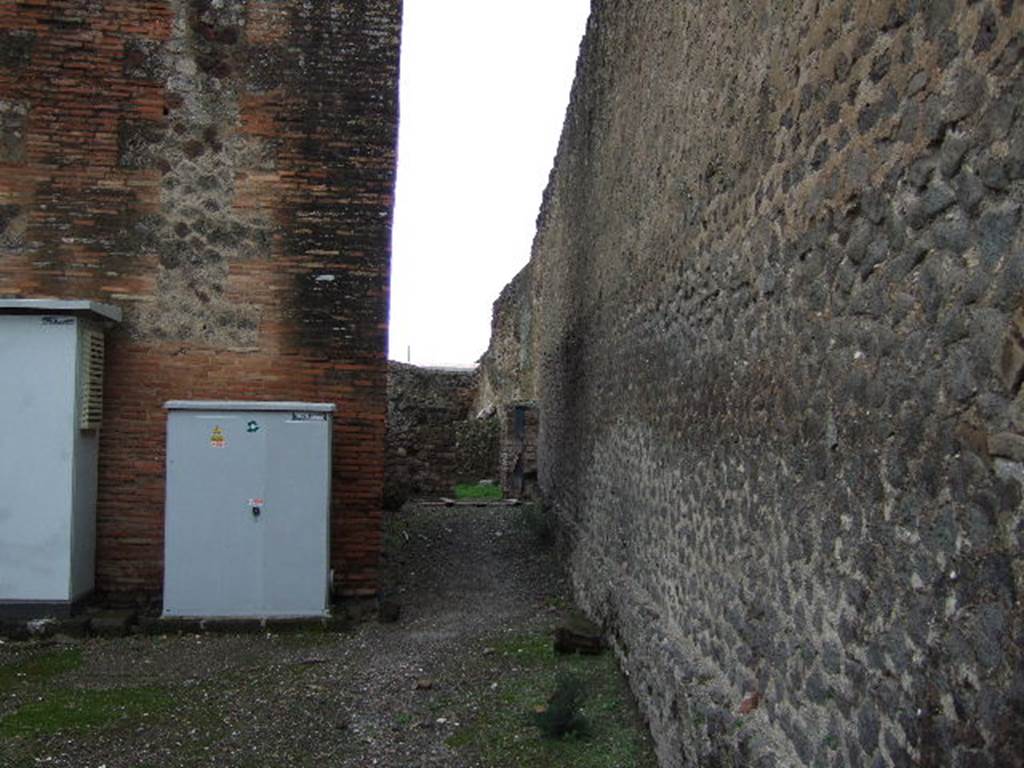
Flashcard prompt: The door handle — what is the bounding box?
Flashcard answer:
[248,498,264,519]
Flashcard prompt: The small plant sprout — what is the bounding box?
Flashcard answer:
[532,673,590,739]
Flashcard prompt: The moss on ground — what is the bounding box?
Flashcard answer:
[453,483,503,501]
[0,646,178,766]
[0,686,174,738]
[447,633,658,768]
[0,648,83,690]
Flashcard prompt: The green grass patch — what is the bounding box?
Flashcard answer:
[0,648,83,690]
[454,483,503,501]
[0,686,173,738]
[448,633,657,768]
[494,633,556,665]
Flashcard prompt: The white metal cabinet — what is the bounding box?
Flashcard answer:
[0,300,120,617]
[162,402,334,618]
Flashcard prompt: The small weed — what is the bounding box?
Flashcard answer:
[0,686,173,738]
[533,674,589,739]
[0,648,83,689]
[454,483,503,501]
[448,631,657,768]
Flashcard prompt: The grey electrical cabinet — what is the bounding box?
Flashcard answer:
[0,299,121,617]
[162,401,334,619]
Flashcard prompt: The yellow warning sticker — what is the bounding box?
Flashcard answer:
[210,425,226,449]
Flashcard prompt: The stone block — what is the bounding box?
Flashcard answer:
[939,134,970,178]
[554,612,604,655]
[955,168,985,216]
[979,156,1011,191]
[988,432,1024,462]
[978,203,1021,267]
[1000,310,1024,394]
[973,8,998,55]
[920,183,958,219]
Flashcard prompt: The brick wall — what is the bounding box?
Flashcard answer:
[521,1,1024,766]
[0,0,401,598]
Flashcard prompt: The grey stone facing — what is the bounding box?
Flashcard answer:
[491,1,1024,766]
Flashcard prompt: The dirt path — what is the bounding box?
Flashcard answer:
[1,504,606,768]
[318,502,572,766]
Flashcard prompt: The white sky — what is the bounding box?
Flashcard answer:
[389,1,591,368]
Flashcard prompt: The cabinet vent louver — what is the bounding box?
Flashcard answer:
[79,330,105,431]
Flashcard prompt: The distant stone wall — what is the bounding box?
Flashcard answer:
[477,266,541,501]
[386,363,480,500]
[455,418,501,486]
[524,1,1024,766]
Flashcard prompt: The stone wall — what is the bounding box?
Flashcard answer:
[454,417,501,487]
[477,262,537,413]
[527,1,1024,766]
[477,267,541,501]
[0,1,401,597]
[386,362,481,500]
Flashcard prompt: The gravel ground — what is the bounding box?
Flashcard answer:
[0,503,576,768]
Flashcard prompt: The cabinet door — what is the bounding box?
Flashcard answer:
[0,317,76,603]
[261,412,330,617]
[163,412,267,617]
